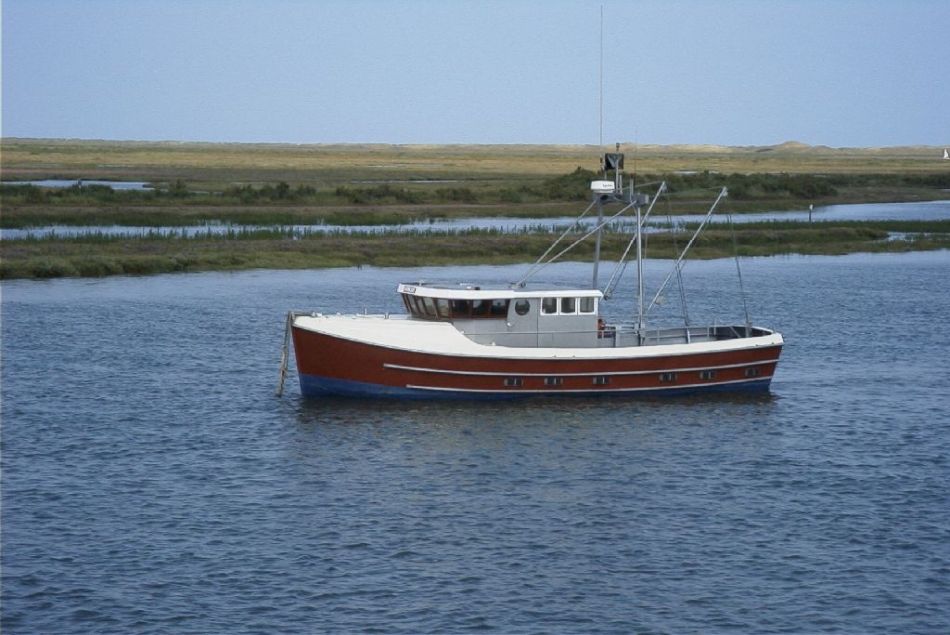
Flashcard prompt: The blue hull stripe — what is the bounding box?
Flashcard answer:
[298,373,772,400]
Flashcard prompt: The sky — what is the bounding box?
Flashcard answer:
[2,0,949,147]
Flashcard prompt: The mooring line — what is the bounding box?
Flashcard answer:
[276,311,294,397]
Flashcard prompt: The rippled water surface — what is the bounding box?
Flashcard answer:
[3,252,949,633]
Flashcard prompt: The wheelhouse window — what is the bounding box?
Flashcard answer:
[402,293,446,320]
[436,298,451,318]
[402,296,513,320]
[490,299,510,317]
[421,296,438,318]
[539,296,595,315]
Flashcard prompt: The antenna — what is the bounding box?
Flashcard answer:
[599,4,604,148]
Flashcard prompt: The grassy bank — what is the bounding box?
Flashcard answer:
[3,172,948,229]
[3,139,948,183]
[2,139,947,279]
[3,139,949,230]
[3,221,948,280]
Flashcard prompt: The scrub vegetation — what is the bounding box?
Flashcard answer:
[1,138,948,278]
[3,220,948,280]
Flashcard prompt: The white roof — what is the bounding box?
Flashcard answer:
[397,282,603,301]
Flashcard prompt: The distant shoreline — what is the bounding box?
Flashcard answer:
[2,138,948,279]
[3,136,948,153]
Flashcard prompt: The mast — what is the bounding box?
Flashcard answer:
[593,7,605,289]
[590,184,604,289]
[592,194,603,289]
[592,145,624,289]
[636,197,644,333]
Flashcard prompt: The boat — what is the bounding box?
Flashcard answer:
[278,151,783,399]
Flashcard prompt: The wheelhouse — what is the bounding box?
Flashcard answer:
[397,282,601,322]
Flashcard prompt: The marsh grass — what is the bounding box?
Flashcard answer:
[3,139,948,278]
[4,139,947,182]
[4,139,949,230]
[3,221,947,279]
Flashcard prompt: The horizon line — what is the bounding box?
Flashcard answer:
[2,136,948,152]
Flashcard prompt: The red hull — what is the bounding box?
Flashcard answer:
[292,326,782,397]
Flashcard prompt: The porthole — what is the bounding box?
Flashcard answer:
[515,299,530,316]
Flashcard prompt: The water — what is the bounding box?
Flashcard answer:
[739,199,950,222]
[3,200,948,241]
[2,179,154,191]
[2,252,949,634]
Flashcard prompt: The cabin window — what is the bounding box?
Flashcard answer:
[421,296,438,318]
[541,297,558,315]
[409,296,425,317]
[561,297,577,314]
[503,377,523,387]
[544,377,564,386]
[490,299,510,317]
[580,297,596,314]
[744,367,761,378]
[592,376,610,386]
[445,299,511,319]
[435,298,451,318]
[659,372,677,383]
[514,299,530,316]
[699,370,717,380]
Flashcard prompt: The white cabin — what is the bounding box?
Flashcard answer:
[397,282,607,348]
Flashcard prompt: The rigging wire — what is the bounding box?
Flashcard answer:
[665,193,690,327]
[727,203,752,332]
[602,182,666,298]
[645,187,728,317]
[517,199,632,287]
[516,200,597,286]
